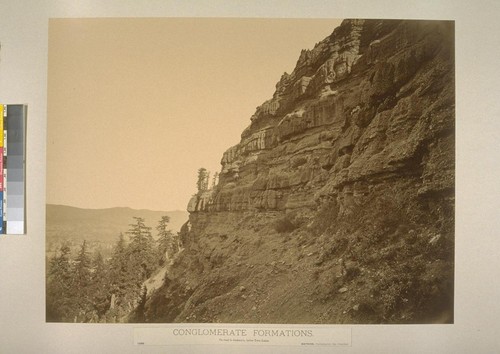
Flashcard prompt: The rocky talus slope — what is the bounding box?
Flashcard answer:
[145,19,454,324]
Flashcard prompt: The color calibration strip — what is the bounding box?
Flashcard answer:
[0,104,26,234]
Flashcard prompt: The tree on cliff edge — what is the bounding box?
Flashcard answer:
[197,167,209,192]
[211,172,219,189]
[156,215,178,265]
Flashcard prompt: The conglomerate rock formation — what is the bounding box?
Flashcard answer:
[145,19,454,324]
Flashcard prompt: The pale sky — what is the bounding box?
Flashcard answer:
[47,18,342,211]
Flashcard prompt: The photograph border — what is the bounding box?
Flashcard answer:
[0,1,499,353]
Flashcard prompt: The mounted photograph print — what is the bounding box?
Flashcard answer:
[46,18,455,324]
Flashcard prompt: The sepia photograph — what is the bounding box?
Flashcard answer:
[46,18,454,324]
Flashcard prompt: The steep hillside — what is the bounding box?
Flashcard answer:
[145,19,454,324]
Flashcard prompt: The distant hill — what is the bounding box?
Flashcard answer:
[46,204,189,246]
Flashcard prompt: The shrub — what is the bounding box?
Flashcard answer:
[309,199,340,235]
[274,213,299,233]
[345,264,361,281]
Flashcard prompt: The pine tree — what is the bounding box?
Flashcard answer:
[211,172,219,189]
[72,240,93,321]
[156,216,177,265]
[173,231,182,253]
[197,168,208,192]
[126,217,156,285]
[89,251,109,321]
[204,171,210,190]
[73,241,92,288]
[92,251,107,282]
[108,233,130,307]
[46,243,74,321]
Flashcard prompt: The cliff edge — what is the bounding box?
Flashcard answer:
[145,19,455,324]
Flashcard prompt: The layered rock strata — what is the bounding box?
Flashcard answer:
[189,19,453,217]
[148,19,455,324]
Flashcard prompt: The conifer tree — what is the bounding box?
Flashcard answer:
[72,240,93,321]
[107,233,132,320]
[156,216,177,265]
[46,243,74,321]
[173,232,182,253]
[211,172,219,189]
[126,217,156,285]
[109,233,130,304]
[73,240,92,288]
[90,251,109,321]
[197,168,208,192]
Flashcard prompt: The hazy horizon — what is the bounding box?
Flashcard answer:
[45,202,187,213]
[47,18,343,211]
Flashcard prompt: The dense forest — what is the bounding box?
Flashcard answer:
[46,216,181,322]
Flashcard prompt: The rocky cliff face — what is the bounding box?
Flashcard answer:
[147,19,454,324]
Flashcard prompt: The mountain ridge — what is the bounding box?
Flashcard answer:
[46,204,189,246]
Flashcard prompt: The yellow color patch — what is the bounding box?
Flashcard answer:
[0,105,4,147]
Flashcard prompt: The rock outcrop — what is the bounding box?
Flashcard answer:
[146,19,455,324]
